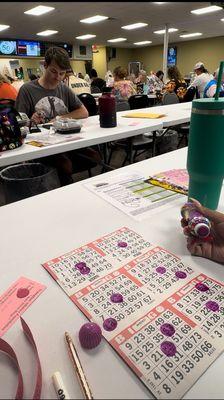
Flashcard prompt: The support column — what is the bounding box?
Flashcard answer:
[163,24,169,81]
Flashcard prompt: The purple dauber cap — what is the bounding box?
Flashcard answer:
[103,318,117,331]
[79,322,102,349]
[175,271,187,279]
[117,241,128,248]
[160,341,176,357]
[160,323,175,337]
[156,266,166,274]
[195,283,209,292]
[110,293,123,303]
[205,301,219,312]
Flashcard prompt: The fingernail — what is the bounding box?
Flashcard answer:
[189,197,202,207]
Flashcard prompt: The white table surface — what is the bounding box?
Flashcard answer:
[0,102,192,168]
[0,114,162,168]
[0,147,223,400]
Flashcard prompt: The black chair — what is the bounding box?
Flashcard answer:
[128,94,151,110]
[182,86,198,102]
[162,92,180,105]
[177,87,199,148]
[78,93,98,116]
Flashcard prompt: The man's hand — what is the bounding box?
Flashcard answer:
[31,111,45,125]
[181,199,224,263]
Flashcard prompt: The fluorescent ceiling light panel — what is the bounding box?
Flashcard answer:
[180,32,202,38]
[107,38,127,42]
[0,24,10,32]
[24,5,55,16]
[37,30,58,36]
[154,2,167,4]
[134,40,152,45]
[191,5,222,15]
[221,18,224,21]
[76,34,96,39]
[122,22,148,30]
[154,28,178,34]
[80,15,108,23]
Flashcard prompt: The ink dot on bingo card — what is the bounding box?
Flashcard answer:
[80,266,91,275]
[17,288,29,298]
[175,271,187,279]
[110,293,123,303]
[156,266,166,274]
[74,262,87,271]
[160,341,177,357]
[117,241,128,248]
[160,323,175,337]
[195,283,209,292]
[205,301,220,312]
[103,318,118,331]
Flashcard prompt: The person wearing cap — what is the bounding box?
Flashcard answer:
[203,67,224,98]
[189,62,213,98]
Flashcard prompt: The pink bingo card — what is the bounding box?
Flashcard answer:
[42,227,224,399]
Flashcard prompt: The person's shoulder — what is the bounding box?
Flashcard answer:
[19,80,38,92]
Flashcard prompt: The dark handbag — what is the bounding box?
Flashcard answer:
[0,98,24,152]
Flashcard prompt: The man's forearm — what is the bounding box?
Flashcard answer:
[63,105,89,119]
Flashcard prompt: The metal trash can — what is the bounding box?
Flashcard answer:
[0,162,60,204]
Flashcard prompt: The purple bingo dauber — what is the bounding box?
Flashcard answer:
[195,282,209,292]
[156,266,166,274]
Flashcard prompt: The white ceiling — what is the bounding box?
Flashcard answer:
[0,1,224,48]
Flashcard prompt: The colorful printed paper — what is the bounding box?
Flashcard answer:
[0,277,46,337]
[147,169,189,195]
[43,227,224,399]
[122,113,166,119]
[84,172,182,221]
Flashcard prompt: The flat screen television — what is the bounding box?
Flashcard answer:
[0,40,17,55]
[17,40,41,56]
[167,46,177,66]
[40,42,73,58]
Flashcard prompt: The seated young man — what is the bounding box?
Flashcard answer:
[15,47,99,185]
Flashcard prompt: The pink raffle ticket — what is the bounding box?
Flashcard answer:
[43,227,224,399]
[0,276,46,337]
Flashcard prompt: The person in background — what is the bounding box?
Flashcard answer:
[112,66,136,101]
[203,67,224,98]
[84,73,91,83]
[189,62,213,98]
[181,198,224,264]
[105,70,114,87]
[15,46,95,186]
[78,72,84,79]
[155,70,165,91]
[29,74,38,81]
[167,66,187,94]
[89,68,106,92]
[0,73,18,101]
[67,69,91,95]
[136,70,150,94]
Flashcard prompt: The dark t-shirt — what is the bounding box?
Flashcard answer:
[15,79,82,120]
[91,77,106,92]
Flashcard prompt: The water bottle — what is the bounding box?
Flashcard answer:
[181,202,211,238]
[98,87,117,128]
[187,98,224,209]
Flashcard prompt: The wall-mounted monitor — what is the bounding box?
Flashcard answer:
[17,40,41,57]
[167,46,177,66]
[0,40,17,56]
[40,42,73,58]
